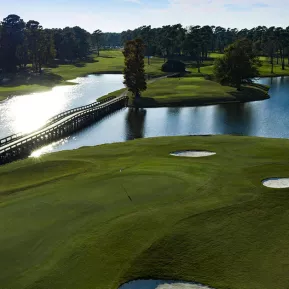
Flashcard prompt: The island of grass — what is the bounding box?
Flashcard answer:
[99,74,270,108]
[1,135,289,289]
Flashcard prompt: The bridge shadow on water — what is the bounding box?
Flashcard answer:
[125,108,147,141]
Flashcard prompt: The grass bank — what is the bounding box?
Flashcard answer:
[0,50,166,100]
[1,135,289,289]
[136,76,269,107]
[99,75,269,107]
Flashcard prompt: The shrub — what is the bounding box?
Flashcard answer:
[161,60,186,72]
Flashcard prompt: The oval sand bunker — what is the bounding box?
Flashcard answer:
[119,280,214,289]
[262,178,289,188]
[170,151,216,158]
[157,283,213,289]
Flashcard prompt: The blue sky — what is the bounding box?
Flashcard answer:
[0,0,287,32]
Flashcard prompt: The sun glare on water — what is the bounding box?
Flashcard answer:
[9,87,71,134]
[30,138,69,158]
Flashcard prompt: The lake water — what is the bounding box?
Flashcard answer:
[0,74,125,138]
[0,75,288,157]
[31,76,289,157]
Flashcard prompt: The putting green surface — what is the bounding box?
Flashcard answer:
[1,136,289,289]
[138,76,269,107]
[100,76,269,107]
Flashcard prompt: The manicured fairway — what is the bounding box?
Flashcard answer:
[100,76,269,107]
[138,76,269,107]
[1,136,289,289]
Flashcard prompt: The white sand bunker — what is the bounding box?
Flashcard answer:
[262,178,289,188]
[157,283,213,289]
[170,151,216,158]
[118,280,215,289]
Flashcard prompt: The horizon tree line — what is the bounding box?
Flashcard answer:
[121,24,289,74]
[1,13,289,75]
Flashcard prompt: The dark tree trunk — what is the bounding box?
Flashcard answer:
[271,54,274,74]
[279,48,285,70]
[197,54,201,73]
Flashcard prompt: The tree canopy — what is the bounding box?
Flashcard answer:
[162,59,186,73]
[213,39,261,90]
[2,13,289,78]
[0,14,95,74]
[121,24,289,74]
[123,38,147,104]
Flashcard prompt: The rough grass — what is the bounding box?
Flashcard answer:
[1,136,289,289]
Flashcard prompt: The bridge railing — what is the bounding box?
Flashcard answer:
[0,95,122,147]
[0,95,127,155]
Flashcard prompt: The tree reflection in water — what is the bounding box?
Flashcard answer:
[215,103,253,136]
[125,108,147,140]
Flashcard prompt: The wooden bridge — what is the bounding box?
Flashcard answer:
[0,95,128,165]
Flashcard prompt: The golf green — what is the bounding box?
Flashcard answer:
[1,135,289,289]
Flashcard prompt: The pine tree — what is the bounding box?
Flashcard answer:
[123,38,147,106]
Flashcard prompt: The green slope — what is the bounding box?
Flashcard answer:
[1,136,289,289]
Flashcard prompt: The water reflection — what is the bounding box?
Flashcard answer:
[5,86,69,134]
[125,108,147,140]
[28,76,289,157]
[0,74,124,138]
[215,103,252,135]
[166,107,181,134]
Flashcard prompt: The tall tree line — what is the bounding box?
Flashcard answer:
[2,14,289,74]
[121,24,289,73]
[0,14,93,74]
[101,32,121,48]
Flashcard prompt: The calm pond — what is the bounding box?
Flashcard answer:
[31,76,289,157]
[0,75,288,157]
[0,74,124,138]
